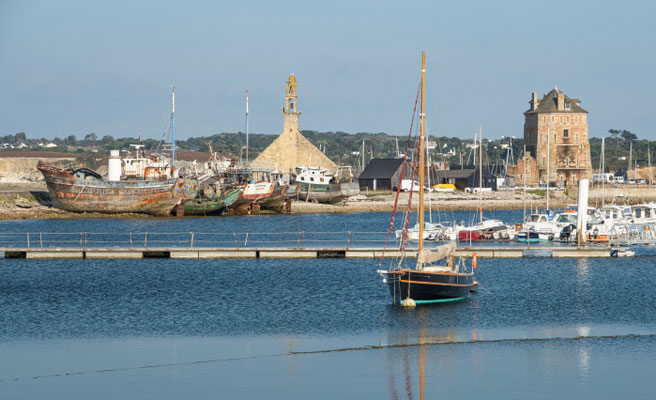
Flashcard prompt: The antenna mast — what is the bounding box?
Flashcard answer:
[245,90,249,162]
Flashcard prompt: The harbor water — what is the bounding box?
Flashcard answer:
[1,211,655,399]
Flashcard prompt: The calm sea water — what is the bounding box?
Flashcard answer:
[1,212,655,399]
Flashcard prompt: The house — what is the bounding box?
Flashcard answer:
[433,168,498,191]
[358,158,406,190]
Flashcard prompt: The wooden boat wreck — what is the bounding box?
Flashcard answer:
[227,181,298,215]
[37,160,198,217]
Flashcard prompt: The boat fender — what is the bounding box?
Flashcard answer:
[472,252,477,270]
[401,298,416,307]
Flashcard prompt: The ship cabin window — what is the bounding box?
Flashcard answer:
[646,209,651,218]
[320,178,324,182]
[310,177,314,182]
[635,208,642,218]
[563,129,569,138]
[613,211,618,219]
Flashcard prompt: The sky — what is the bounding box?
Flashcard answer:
[1,0,654,142]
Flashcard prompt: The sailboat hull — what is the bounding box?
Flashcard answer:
[384,269,475,303]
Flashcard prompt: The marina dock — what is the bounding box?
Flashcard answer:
[1,246,615,259]
[0,230,626,259]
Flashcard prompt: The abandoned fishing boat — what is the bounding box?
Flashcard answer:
[292,166,359,203]
[227,181,297,214]
[183,186,242,216]
[37,158,198,217]
[377,52,477,305]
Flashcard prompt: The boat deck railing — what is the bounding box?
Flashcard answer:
[608,222,656,246]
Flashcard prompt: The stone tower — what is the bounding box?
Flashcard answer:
[523,87,592,186]
[282,74,301,135]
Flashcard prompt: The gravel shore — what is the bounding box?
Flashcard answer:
[0,184,567,220]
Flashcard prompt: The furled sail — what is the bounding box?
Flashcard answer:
[417,241,456,264]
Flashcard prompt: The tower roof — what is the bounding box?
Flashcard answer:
[526,88,588,114]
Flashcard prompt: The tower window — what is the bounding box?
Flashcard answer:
[565,100,571,110]
[563,129,569,138]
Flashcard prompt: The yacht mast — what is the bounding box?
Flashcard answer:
[601,137,605,207]
[628,140,633,181]
[546,122,551,211]
[245,90,249,162]
[479,125,483,224]
[418,52,426,254]
[170,86,176,166]
[523,144,527,222]
[649,143,652,187]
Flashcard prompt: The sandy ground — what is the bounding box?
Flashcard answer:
[291,191,570,213]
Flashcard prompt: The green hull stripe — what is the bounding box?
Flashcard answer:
[398,297,466,305]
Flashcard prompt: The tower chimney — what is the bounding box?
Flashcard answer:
[531,92,538,111]
[557,92,565,111]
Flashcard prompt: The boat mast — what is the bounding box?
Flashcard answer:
[479,125,483,224]
[649,142,652,187]
[546,122,550,212]
[361,140,366,174]
[245,90,249,163]
[170,86,176,166]
[601,137,605,207]
[418,51,426,254]
[523,144,527,222]
[628,140,632,181]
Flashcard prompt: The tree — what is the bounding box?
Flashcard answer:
[620,130,637,142]
[84,133,97,142]
[608,129,621,149]
[66,135,76,143]
[101,135,115,145]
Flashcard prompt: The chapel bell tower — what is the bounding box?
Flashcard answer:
[282,74,301,134]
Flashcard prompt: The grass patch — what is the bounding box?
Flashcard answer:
[527,189,546,197]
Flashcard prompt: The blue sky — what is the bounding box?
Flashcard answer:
[1,0,654,141]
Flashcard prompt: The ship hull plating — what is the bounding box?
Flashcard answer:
[37,161,198,216]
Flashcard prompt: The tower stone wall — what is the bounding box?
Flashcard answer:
[523,88,592,186]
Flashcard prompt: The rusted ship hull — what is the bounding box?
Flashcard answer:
[37,161,198,217]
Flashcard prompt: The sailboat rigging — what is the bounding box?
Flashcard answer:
[377,52,477,306]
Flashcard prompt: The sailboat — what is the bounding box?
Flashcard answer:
[377,52,477,306]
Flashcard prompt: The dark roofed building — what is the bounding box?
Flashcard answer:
[358,158,406,190]
[434,169,497,191]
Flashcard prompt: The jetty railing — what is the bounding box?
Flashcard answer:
[0,231,395,250]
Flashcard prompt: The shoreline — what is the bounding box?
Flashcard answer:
[0,183,653,220]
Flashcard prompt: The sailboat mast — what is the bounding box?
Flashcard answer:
[361,140,365,174]
[170,86,176,166]
[523,144,527,222]
[649,142,652,187]
[601,137,605,207]
[245,90,249,162]
[628,140,633,181]
[546,122,550,211]
[418,51,426,253]
[479,125,483,224]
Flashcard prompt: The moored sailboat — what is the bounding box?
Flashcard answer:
[377,52,477,306]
